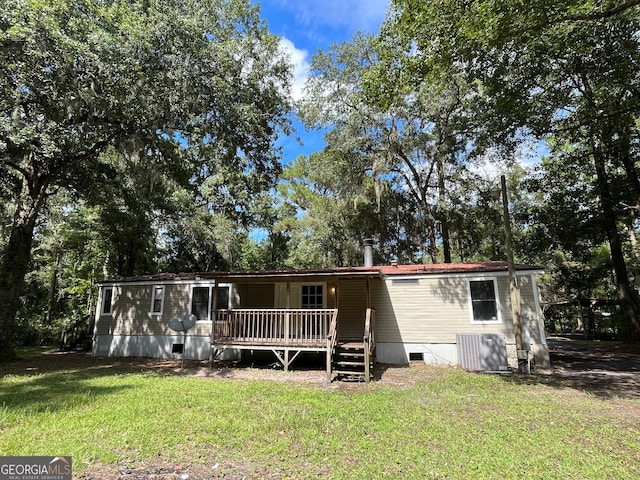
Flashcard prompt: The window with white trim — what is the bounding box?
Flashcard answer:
[468,279,500,322]
[151,285,165,314]
[301,284,324,309]
[190,285,230,320]
[101,287,113,315]
[191,287,210,320]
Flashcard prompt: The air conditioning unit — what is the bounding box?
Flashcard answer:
[456,333,509,371]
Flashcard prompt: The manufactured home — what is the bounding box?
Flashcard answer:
[93,259,550,381]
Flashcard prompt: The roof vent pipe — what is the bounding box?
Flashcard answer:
[363,238,374,267]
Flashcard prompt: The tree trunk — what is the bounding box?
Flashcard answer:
[621,153,640,209]
[437,155,452,263]
[0,175,46,360]
[426,217,439,264]
[591,135,640,341]
[45,260,59,327]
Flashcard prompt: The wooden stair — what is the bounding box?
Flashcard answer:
[332,341,372,382]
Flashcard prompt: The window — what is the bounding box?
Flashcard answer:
[469,279,500,322]
[191,285,230,320]
[213,286,229,311]
[101,287,113,315]
[301,284,323,309]
[151,286,164,314]
[191,287,210,320]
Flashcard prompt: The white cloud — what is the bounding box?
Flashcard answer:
[277,0,389,33]
[279,37,310,102]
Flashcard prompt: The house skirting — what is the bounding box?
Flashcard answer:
[92,334,240,361]
[376,342,551,369]
[376,342,458,365]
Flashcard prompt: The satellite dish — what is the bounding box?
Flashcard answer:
[169,314,198,370]
[182,314,197,330]
[169,317,185,332]
[169,314,197,332]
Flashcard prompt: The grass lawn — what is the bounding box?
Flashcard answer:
[1,352,639,479]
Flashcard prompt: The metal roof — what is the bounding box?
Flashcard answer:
[97,261,542,285]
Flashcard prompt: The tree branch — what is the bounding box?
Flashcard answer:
[517,1,640,35]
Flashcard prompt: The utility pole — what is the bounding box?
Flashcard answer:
[501,175,529,374]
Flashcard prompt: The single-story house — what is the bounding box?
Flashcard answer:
[93,256,550,381]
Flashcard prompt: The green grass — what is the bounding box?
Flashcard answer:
[1,364,639,479]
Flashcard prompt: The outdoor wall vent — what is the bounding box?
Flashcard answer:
[392,278,419,285]
[169,313,197,368]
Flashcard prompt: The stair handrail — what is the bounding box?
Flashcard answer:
[326,309,339,381]
[363,307,376,382]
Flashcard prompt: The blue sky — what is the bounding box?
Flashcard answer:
[253,0,390,164]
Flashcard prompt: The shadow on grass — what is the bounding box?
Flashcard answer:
[0,370,134,414]
[0,351,153,414]
[496,370,640,400]
[494,339,640,400]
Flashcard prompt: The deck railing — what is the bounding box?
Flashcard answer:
[326,309,339,380]
[363,307,376,383]
[212,309,337,346]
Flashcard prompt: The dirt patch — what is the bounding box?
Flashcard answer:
[536,337,640,400]
[0,348,432,391]
[4,341,640,397]
[3,341,640,479]
[78,460,292,480]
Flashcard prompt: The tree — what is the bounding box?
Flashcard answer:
[384,0,640,340]
[17,196,108,346]
[280,151,381,268]
[301,33,485,263]
[0,0,292,359]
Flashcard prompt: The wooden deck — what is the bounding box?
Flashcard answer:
[209,309,337,370]
[209,308,375,382]
[211,308,336,348]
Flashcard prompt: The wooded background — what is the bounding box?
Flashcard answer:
[2,0,640,357]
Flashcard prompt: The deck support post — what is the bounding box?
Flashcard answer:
[209,285,219,369]
[272,348,303,372]
[364,348,370,383]
[272,349,286,370]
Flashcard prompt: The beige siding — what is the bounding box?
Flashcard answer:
[98,280,339,339]
[336,279,368,339]
[95,272,543,351]
[236,282,337,309]
[373,274,540,344]
[517,275,543,344]
[95,284,212,337]
[236,284,275,308]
